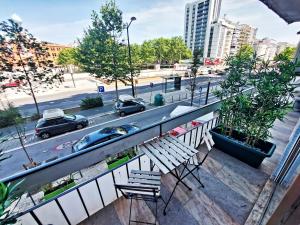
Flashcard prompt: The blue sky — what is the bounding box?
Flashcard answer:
[0,0,299,45]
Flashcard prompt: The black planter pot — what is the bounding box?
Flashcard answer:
[210,126,276,168]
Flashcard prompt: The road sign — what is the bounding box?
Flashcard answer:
[98,86,105,93]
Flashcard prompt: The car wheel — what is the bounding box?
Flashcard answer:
[140,107,145,112]
[76,124,84,130]
[120,112,126,117]
[41,132,50,139]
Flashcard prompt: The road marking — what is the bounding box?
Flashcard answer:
[3,93,218,153]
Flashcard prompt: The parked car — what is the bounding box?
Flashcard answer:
[1,80,21,89]
[35,109,88,139]
[114,95,146,117]
[72,124,139,152]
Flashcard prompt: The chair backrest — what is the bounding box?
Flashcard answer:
[115,183,160,198]
[201,127,215,151]
[199,127,215,164]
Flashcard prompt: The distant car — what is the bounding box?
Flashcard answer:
[72,124,139,152]
[1,80,21,89]
[114,95,146,117]
[35,109,88,139]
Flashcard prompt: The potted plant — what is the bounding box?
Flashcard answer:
[211,46,296,168]
[42,175,76,201]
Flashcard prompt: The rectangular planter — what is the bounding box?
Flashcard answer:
[210,126,276,168]
[43,181,76,201]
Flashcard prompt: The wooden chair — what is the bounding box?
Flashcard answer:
[115,170,166,225]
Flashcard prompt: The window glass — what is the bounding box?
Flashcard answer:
[44,119,57,126]
[65,114,76,120]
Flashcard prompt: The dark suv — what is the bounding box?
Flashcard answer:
[35,114,89,139]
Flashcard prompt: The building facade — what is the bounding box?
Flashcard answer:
[184,0,222,57]
[254,38,278,61]
[207,18,235,59]
[45,42,71,63]
[230,23,257,56]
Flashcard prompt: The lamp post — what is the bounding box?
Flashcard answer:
[126,16,136,97]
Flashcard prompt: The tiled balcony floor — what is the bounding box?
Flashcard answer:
[79,111,300,225]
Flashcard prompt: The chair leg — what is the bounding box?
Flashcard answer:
[128,197,133,225]
[155,199,158,224]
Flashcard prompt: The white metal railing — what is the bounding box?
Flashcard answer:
[13,117,219,225]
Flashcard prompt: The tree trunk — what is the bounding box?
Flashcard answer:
[17,52,40,116]
[115,79,119,100]
[16,126,33,164]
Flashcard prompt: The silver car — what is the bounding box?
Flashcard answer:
[114,96,145,117]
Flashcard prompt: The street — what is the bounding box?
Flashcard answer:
[0,92,217,179]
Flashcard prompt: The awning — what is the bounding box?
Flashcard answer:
[259,0,300,24]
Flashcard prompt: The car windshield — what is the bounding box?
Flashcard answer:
[74,136,90,150]
[65,114,76,120]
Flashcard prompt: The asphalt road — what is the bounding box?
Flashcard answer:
[0,93,217,179]
[17,76,222,116]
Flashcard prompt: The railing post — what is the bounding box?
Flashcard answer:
[205,82,211,105]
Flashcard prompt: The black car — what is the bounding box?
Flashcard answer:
[35,114,89,139]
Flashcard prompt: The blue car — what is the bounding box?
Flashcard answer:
[72,124,139,153]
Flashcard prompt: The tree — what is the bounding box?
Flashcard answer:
[190,49,201,106]
[77,0,130,100]
[132,37,192,65]
[0,103,34,166]
[274,46,296,61]
[57,48,78,66]
[57,48,78,87]
[0,19,63,116]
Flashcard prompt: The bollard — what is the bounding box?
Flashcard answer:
[205,82,210,105]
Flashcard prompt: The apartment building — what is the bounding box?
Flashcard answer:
[184,0,222,57]
[230,23,257,56]
[207,18,235,58]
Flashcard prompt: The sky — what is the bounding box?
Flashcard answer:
[0,0,299,45]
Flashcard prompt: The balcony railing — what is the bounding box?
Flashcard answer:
[12,117,219,225]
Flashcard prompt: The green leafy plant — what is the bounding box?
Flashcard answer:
[216,45,296,147]
[0,104,21,129]
[0,181,24,225]
[80,96,103,110]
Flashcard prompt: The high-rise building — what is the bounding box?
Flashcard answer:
[230,23,257,55]
[254,38,278,61]
[184,0,222,57]
[206,18,235,59]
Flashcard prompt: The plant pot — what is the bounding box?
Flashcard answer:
[210,126,276,168]
[107,155,130,170]
[43,181,76,201]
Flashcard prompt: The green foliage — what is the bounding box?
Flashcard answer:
[57,48,78,66]
[77,0,130,98]
[0,180,24,224]
[80,96,104,110]
[132,37,192,64]
[0,19,63,115]
[216,46,296,147]
[274,46,296,61]
[0,105,21,128]
[190,49,201,105]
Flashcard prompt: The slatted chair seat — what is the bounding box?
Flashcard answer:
[115,170,165,225]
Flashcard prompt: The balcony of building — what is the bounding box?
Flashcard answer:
[1,86,298,225]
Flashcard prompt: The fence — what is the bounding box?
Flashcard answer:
[13,117,219,225]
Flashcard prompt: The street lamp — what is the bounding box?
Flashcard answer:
[126,16,136,97]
